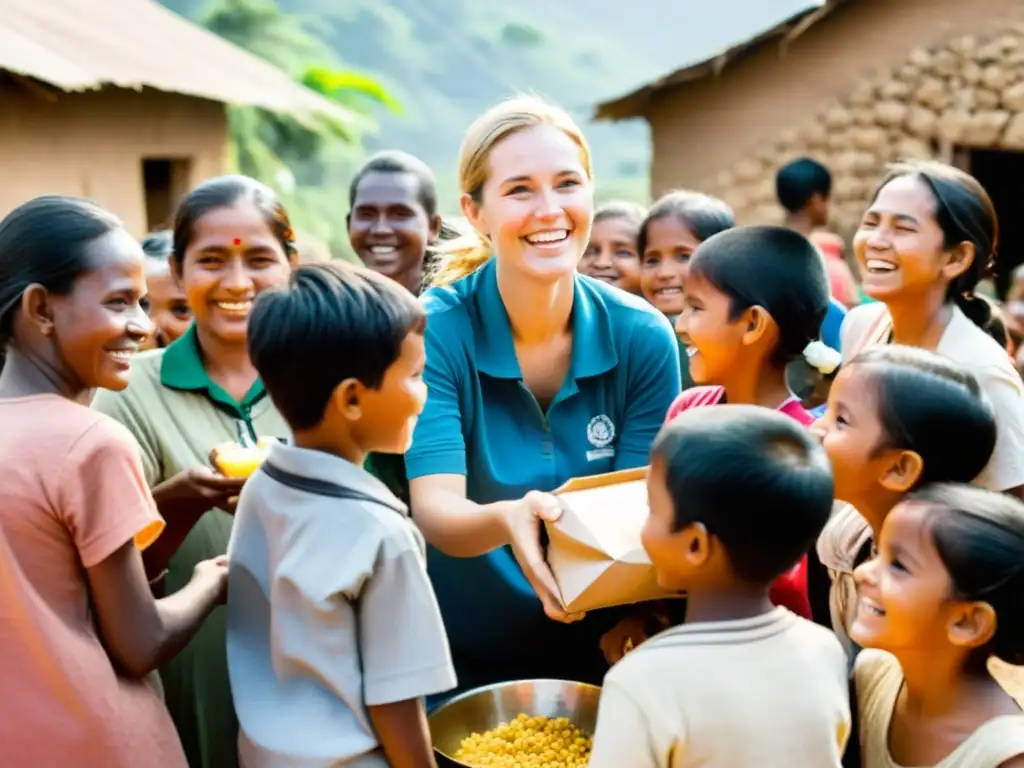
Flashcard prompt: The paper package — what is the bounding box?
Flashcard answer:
[545,467,680,613]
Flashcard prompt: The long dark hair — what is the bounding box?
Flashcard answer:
[872,160,997,328]
[0,196,123,371]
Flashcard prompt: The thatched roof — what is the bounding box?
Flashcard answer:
[0,0,357,121]
[594,0,854,121]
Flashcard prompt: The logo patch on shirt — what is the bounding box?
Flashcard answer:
[586,414,616,461]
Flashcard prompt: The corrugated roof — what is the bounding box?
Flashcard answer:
[0,0,361,123]
[594,0,853,121]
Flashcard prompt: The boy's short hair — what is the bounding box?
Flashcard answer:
[653,405,834,583]
[248,262,425,431]
[776,158,832,213]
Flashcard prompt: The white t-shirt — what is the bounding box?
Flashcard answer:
[226,443,456,767]
[589,608,851,768]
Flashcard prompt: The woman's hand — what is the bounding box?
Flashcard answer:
[502,491,585,624]
[152,466,246,516]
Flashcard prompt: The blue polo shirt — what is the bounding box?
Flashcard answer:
[405,259,680,690]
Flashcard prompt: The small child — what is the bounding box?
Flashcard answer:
[589,405,849,767]
[665,225,839,619]
[851,484,1024,766]
[814,345,997,653]
[227,262,456,767]
[139,229,191,349]
[578,200,646,294]
[636,190,735,390]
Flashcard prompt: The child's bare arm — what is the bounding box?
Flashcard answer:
[86,540,226,678]
[367,698,437,768]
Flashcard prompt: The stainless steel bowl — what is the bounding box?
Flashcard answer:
[430,679,601,767]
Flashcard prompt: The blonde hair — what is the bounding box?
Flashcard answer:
[430,95,593,287]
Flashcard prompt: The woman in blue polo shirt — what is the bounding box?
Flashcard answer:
[406,96,681,693]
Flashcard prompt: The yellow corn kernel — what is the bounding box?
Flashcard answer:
[451,714,591,768]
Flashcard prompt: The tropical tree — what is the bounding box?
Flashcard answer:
[198,0,401,253]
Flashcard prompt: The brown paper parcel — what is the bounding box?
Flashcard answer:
[546,466,678,613]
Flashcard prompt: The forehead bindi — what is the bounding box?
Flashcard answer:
[489,125,585,186]
[190,202,278,249]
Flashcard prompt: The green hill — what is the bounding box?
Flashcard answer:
[159,0,661,211]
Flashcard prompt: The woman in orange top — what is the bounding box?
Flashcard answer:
[0,196,227,767]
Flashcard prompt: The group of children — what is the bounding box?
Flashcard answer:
[2,91,1024,768]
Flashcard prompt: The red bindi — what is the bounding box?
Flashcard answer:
[232,238,242,246]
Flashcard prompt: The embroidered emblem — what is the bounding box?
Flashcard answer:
[586,414,615,449]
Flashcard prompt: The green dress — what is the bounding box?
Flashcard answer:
[93,326,289,768]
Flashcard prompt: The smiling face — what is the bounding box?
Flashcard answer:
[675,271,748,385]
[850,500,961,656]
[640,215,701,316]
[348,171,439,292]
[49,229,153,391]
[461,124,593,283]
[178,201,294,346]
[853,175,972,302]
[579,215,641,292]
[140,262,191,350]
[812,364,909,526]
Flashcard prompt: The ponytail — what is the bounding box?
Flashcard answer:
[428,231,493,287]
[954,292,993,328]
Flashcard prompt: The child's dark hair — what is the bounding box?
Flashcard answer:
[872,160,997,329]
[348,150,438,219]
[690,225,829,366]
[141,230,173,262]
[0,196,123,364]
[172,175,297,271]
[594,200,646,228]
[908,483,1024,666]
[636,190,734,257]
[846,345,996,486]
[248,262,425,431]
[653,404,834,583]
[981,297,1010,350]
[776,157,832,213]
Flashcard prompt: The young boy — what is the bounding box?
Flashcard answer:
[589,405,850,768]
[227,262,455,768]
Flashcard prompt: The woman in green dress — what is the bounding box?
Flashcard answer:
[93,175,297,768]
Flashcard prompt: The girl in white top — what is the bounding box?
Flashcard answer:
[813,345,997,656]
[851,484,1024,767]
[840,160,1024,496]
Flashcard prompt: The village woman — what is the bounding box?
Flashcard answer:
[406,95,681,697]
[92,175,296,768]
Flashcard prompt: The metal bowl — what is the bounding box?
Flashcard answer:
[429,679,601,767]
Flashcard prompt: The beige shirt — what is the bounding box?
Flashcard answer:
[855,650,1024,767]
[820,303,1024,658]
[589,608,851,768]
[841,302,1024,492]
[227,443,456,768]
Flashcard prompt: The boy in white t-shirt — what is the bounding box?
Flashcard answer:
[589,405,850,768]
[227,262,455,767]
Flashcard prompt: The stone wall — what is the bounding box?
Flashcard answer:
[701,25,1024,238]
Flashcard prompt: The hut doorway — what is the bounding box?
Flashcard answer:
[957,148,1024,298]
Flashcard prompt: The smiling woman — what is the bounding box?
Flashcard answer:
[0,196,227,767]
[406,95,681,699]
[840,161,1024,497]
[92,175,297,768]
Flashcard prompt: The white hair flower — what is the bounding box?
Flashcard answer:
[803,340,842,375]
